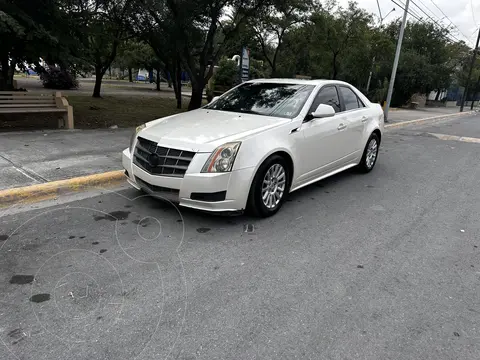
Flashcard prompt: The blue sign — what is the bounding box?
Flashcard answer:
[240,47,250,82]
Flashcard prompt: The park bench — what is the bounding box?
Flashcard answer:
[0,91,74,129]
[409,101,419,109]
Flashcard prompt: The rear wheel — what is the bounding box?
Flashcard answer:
[358,133,380,173]
[247,155,290,217]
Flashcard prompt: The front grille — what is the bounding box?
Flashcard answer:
[135,177,180,195]
[134,137,195,177]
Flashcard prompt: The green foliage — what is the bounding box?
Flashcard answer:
[213,58,239,87]
[40,67,78,90]
[0,0,67,89]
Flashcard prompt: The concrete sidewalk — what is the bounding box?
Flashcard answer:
[386,106,462,123]
[0,129,130,190]
[0,106,469,192]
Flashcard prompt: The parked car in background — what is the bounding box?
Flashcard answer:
[123,79,384,217]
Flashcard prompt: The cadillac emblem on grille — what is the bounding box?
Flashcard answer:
[147,152,161,167]
[134,137,195,178]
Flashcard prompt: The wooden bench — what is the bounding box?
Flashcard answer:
[0,91,74,129]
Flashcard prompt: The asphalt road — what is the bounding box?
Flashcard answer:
[1,113,480,360]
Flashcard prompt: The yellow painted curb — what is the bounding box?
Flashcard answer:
[0,170,125,208]
[385,111,474,129]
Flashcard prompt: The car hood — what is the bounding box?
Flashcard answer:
[139,109,290,152]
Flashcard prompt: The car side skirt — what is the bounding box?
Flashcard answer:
[289,163,358,193]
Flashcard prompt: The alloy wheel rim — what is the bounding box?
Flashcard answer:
[366,139,378,168]
[261,164,286,209]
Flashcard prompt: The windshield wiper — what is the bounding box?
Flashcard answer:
[236,109,263,115]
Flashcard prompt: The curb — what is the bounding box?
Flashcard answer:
[385,111,474,129]
[0,170,125,208]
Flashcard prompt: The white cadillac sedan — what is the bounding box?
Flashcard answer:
[122,79,384,217]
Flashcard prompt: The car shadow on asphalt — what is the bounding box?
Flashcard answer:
[125,166,359,231]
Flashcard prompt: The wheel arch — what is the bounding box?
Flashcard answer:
[372,128,382,144]
[248,149,295,195]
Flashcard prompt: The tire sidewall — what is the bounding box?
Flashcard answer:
[360,134,380,172]
[248,155,290,217]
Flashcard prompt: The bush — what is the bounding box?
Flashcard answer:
[213,58,239,87]
[40,67,78,90]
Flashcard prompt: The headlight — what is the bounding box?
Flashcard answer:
[201,142,241,173]
[129,124,146,153]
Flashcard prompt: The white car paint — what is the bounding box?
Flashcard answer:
[122,78,384,213]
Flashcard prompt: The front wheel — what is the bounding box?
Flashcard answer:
[357,133,380,173]
[247,155,290,217]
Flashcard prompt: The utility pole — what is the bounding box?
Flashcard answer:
[366,6,395,94]
[471,74,480,110]
[460,28,480,112]
[384,0,410,122]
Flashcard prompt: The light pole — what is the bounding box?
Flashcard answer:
[366,7,395,94]
[384,0,410,122]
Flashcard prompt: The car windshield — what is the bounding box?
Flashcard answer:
[204,82,315,119]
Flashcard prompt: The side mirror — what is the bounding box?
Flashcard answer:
[312,104,335,119]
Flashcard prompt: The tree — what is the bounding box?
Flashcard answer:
[114,41,150,82]
[311,2,372,80]
[0,0,66,90]
[252,0,312,76]
[379,20,459,106]
[62,0,135,97]
[141,0,272,110]
[213,57,238,87]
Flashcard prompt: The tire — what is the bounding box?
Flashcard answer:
[247,155,290,217]
[357,133,380,173]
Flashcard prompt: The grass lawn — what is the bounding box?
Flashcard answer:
[67,95,189,128]
[0,95,190,130]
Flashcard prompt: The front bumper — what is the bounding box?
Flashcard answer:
[122,148,254,212]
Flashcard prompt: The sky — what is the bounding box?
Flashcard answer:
[337,0,480,47]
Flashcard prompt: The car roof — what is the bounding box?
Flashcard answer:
[246,78,352,86]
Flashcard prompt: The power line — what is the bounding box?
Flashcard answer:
[391,0,462,44]
[410,0,462,42]
[472,0,479,28]
[427,0,472,42]
[416,0,440,20]
[391,0,420,20]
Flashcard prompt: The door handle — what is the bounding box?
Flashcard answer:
[337,123,347,131]
[361,116,368,123]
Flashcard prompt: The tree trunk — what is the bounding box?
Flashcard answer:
[188,82,204,110]
[93,67,104,98]
[0,55,14,91]
[166,68,172,88]
[156,68,160,91]
[128,68,133,82]
[471,75,480,110]
[171,62,182,109]
[175,62,182,109]
[332,53,338,80]
[270,66,277,78]
[8,58,16,86]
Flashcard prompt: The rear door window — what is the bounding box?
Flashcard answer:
[339,86,363,111]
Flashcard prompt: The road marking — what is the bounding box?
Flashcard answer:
[428,133,480,144]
